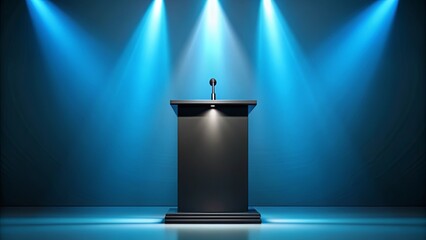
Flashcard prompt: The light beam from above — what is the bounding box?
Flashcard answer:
[173,0,253,100]
[254,0,362,205]
[26,0,105,98]
[315,0,399,96]
[256,0,321,158]
[26,0,109,163]
[70,0,174,201]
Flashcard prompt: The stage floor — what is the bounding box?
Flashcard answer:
[1,207,425,239]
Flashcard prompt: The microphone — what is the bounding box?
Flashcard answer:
[209,78,217,100]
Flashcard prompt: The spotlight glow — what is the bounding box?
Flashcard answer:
[173,0,253,100]
[205,0,221,31]
[26,0,106,127]
[254,0,399,206]
[26,0,104,83]
[262,0,278,28]
[254,0,342,205]
[257,0,309,88]
[66,0,173,201]
[317,0,399,86]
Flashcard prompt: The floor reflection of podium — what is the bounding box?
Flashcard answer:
[165,100,261,223]
[176,226,249,240]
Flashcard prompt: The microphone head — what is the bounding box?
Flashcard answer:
[209,78,217,86]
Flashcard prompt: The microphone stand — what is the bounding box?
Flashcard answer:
[210,78,217,100]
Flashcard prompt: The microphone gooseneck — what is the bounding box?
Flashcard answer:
[210,78,217,100]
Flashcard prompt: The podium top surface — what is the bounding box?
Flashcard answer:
[170,100,257,106]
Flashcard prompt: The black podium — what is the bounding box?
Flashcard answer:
[165,100,260,223]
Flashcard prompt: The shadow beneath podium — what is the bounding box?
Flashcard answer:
[176,226,249,240]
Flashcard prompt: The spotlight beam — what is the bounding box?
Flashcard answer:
[173,0,253,100]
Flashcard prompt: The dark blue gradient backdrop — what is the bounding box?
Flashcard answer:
[1,0,425,206]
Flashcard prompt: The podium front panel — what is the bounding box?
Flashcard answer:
[178,105,248,212]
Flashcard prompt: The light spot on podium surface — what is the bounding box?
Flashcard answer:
[206,108,220,129]
[202,108,223,145]
[207,108,219,117]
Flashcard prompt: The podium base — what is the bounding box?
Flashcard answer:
[164,208,261,224]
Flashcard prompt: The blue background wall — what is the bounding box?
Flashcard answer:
[1,0,425,206]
